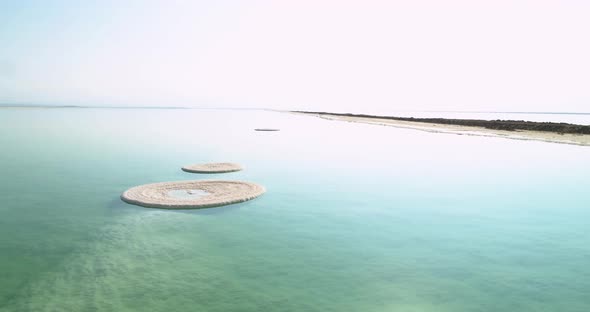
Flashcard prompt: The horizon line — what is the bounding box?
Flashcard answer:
[1,103,589,115]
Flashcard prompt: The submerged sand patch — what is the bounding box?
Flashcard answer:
[121,180,265,209]
[181,162,242,173]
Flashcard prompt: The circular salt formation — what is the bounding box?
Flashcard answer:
[182,162,242,174]
[121,180,265,209]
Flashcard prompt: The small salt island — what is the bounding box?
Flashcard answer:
[182,162,242,174]
[121,180,265,209]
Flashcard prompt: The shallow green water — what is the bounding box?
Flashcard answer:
[0,108,589,311]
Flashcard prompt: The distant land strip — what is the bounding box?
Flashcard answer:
[292,111,590,135]
[0,104,190,109]
[0,104,266,111]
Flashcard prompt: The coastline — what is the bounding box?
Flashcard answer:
[292,111,590,146]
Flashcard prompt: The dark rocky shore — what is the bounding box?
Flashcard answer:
[294,111,590,135]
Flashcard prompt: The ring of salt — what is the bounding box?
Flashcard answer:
[182,162,242,174]
[121,180,265,209]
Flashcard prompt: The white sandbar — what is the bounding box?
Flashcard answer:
[182,162,242,173]
[294,112,590,146]
[121,180,265,209]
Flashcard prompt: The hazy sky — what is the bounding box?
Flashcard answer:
[1,0,589,112]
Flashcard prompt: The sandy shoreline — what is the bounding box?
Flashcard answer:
[294,112,590,146]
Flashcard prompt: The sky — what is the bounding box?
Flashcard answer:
[1,0,589,113]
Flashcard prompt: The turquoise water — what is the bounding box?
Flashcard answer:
[0,108,589,311]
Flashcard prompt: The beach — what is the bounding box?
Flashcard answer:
[293,111,590,146]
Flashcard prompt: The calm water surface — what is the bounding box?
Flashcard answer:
[0,108,589,311]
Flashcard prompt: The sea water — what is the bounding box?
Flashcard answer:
[0,108,589,311]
